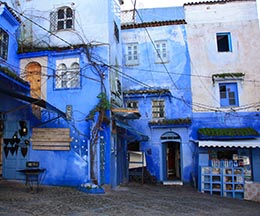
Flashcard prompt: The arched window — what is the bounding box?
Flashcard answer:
[161,131,180,142]
[56,63,68,88]
[50,6,74,32]
[69,62,80,88]
[55,61,80,89]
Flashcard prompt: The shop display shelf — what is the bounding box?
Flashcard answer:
[199,166,244,199]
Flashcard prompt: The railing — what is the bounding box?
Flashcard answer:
[112,0,121,19]
[121,9,136,24]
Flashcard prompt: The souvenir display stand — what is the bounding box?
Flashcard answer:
[199,160,245,199]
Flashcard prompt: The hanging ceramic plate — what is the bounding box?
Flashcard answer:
[25,139,30,146]
[21,147,28,157]
[10,147,15,155]
[19,129,22,137]
[14,144,19,154]
[4,139,10,145]
[10,139,15,146]
[4,146,9,157]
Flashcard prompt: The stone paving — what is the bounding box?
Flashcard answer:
[0,179,260,216]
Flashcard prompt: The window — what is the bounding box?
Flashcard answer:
[116,78,122,95]
[219,83,238,107]
[216,33,232,52]
[155,40,168,63]
[56,63,67,88]
[125,43,139,65]
[152,100,165,118]
[70,63,80,87]
[55,61,80,89]
[126,101,138,109]
[50,7,74,32]
[114,21,119,42]
[0,28,8,60]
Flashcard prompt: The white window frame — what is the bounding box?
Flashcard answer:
[56,63,68,88]
[126,100,139,109]
[152,99,165,118]
[0,28,8,60]
[55,58,80,89]
[125,43,139,66]
[50,6,75,32]
[155,40,168,64]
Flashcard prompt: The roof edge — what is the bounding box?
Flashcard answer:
[184,0,255,6]
[121,20,186,29]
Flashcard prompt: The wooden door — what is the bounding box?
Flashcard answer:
[25,62,41,118]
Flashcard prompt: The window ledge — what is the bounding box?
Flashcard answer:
[212,73,245,84]
[155,60,169,64]
[125,63,139,66]
[149,118,191,128]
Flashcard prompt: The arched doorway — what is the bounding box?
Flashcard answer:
[161,131,181,181]
[25,62,42,119]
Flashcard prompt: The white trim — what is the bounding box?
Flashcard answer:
[198,139,260,148]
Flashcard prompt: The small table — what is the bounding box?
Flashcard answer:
[18,168,46,192]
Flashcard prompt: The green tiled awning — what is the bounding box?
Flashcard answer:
[198,127,259,140]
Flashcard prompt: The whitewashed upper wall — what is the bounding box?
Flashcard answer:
[185,1,258,23]
[4,0,121,47]
[185,1,260,112]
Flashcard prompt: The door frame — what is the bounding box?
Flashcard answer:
[0,132,2,177]
[161,131,181,181]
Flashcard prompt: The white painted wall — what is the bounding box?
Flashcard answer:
[20,57,48,99]
[5,0,121,46]
[185,1,258,23]
[185,1,260,112]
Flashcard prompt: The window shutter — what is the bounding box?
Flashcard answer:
[50,11,57,32]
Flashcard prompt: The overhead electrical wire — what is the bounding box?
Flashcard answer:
[131,3,178,90]
[2,1,260,115]
[127,0,260,113]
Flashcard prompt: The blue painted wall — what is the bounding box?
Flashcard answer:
[13,0,123,187]
[0,4,20,74]
[135,7,184,22]
[192,111,260,183]
[2,1,259,189]
[252,148,260,182]
[18,46,112,187]
[191,112,260,140]
[122,7,193,183]
[0,3,33,180]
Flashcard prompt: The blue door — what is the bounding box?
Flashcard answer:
[110,136,117,188]
[3,121,29,180]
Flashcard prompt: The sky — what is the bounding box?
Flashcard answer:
[121,0,260,23]
[121,0,194,9]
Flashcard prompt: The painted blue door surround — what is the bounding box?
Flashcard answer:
[162,141,182,181]
[160,131,182,181]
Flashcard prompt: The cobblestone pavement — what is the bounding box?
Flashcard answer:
[1,179,260,216]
